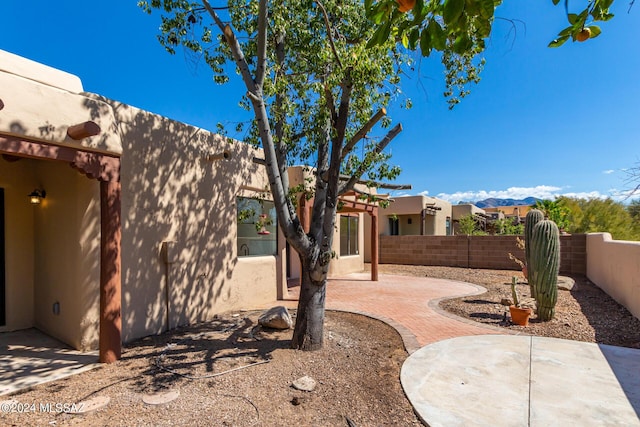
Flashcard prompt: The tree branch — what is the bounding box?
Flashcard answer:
[341,107,386,161]
[338,123,403,195]
[202,0,257,96]
[255,0,268,88]
[315,0,342,69]
[203,0,310,254]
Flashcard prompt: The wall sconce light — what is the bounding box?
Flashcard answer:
[28,189,46,205]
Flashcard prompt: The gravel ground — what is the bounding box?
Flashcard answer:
[1,311,422,427]
[375,264,640,349]
[4,265,639,427]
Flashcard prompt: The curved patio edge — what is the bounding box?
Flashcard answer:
[326,308,422,355]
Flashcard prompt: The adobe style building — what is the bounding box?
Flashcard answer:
[0,50,370,362]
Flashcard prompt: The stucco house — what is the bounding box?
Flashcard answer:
[378,195,452,236]
[451,203,487,234]
[0,50,369,362]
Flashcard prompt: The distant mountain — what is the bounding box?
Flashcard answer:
[474,197,541,208]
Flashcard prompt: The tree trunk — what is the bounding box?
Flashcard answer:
[291,259,326,350]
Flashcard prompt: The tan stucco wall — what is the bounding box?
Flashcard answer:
[451,204,485,220]
[33,161,100,351]
[0,49,121,155]
[0,157,36,332]
[586,233,640,320]
[104,99,283,342]
[379,195,452,236]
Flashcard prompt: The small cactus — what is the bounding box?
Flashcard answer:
[529,220,560,321]
[511,276,520,307]
[524,209,544,293]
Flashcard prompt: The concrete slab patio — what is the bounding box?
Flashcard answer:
[402,335,640,427]
[0,329,99,396]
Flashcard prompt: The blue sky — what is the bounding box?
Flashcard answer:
[1,1,638,204]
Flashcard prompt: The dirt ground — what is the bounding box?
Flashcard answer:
[3,265,639,427]
[1,311,422,427]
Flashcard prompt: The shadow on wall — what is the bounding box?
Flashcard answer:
[82,96,268,343]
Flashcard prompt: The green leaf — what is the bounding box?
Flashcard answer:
[601,12,615,21]
[558,25,573,37]
[408,27,420,50]
[428,20,446,50]
[443,0,465,27]
[367,20,391,48]
[552,0,560,4]
[419,29,432,56]
[479,0,495,19]
[453,34,473,54]
[567,13,578,24]
[548,35,569,48]
[588,25,602,38]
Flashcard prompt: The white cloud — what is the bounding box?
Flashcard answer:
[433,186,562,204]
[603,169,615,175]
[428,185,624,204]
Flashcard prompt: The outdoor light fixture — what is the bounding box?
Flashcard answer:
[28,189,46,205]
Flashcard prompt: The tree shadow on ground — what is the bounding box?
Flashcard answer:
[94,311,293,394]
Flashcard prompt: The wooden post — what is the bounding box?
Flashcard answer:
[371,209,379,282]
[100,180,122,363]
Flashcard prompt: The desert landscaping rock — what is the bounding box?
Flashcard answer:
[557,276,576,291]
[292,375,317,392]
[258,305,293,329]
[142,389,180,405]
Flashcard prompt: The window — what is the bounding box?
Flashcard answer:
[340,215,359,256]
[389,217,399,236]
[446,217,451,236]
[237,197,277,257]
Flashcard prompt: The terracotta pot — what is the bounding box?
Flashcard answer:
[509,306,532,326]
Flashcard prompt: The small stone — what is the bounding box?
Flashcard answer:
[292,375,317,392]
[500,298,513,306]
[259,306,293,330]
[291,396,304,406]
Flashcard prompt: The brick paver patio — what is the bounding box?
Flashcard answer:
[277,272,507,353]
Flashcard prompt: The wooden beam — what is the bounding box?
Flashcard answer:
[341,108,386,161]
[67,121,101,140]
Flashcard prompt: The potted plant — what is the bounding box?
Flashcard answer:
[509,276,532,326]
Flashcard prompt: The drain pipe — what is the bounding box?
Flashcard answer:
[161,241,177,332]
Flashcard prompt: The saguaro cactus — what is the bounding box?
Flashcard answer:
[524,209,544,293]
[529,220,560,321]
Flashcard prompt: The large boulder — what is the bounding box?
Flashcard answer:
[258,306,293,330]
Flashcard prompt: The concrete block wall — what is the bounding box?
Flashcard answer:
[380,234,587,275]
